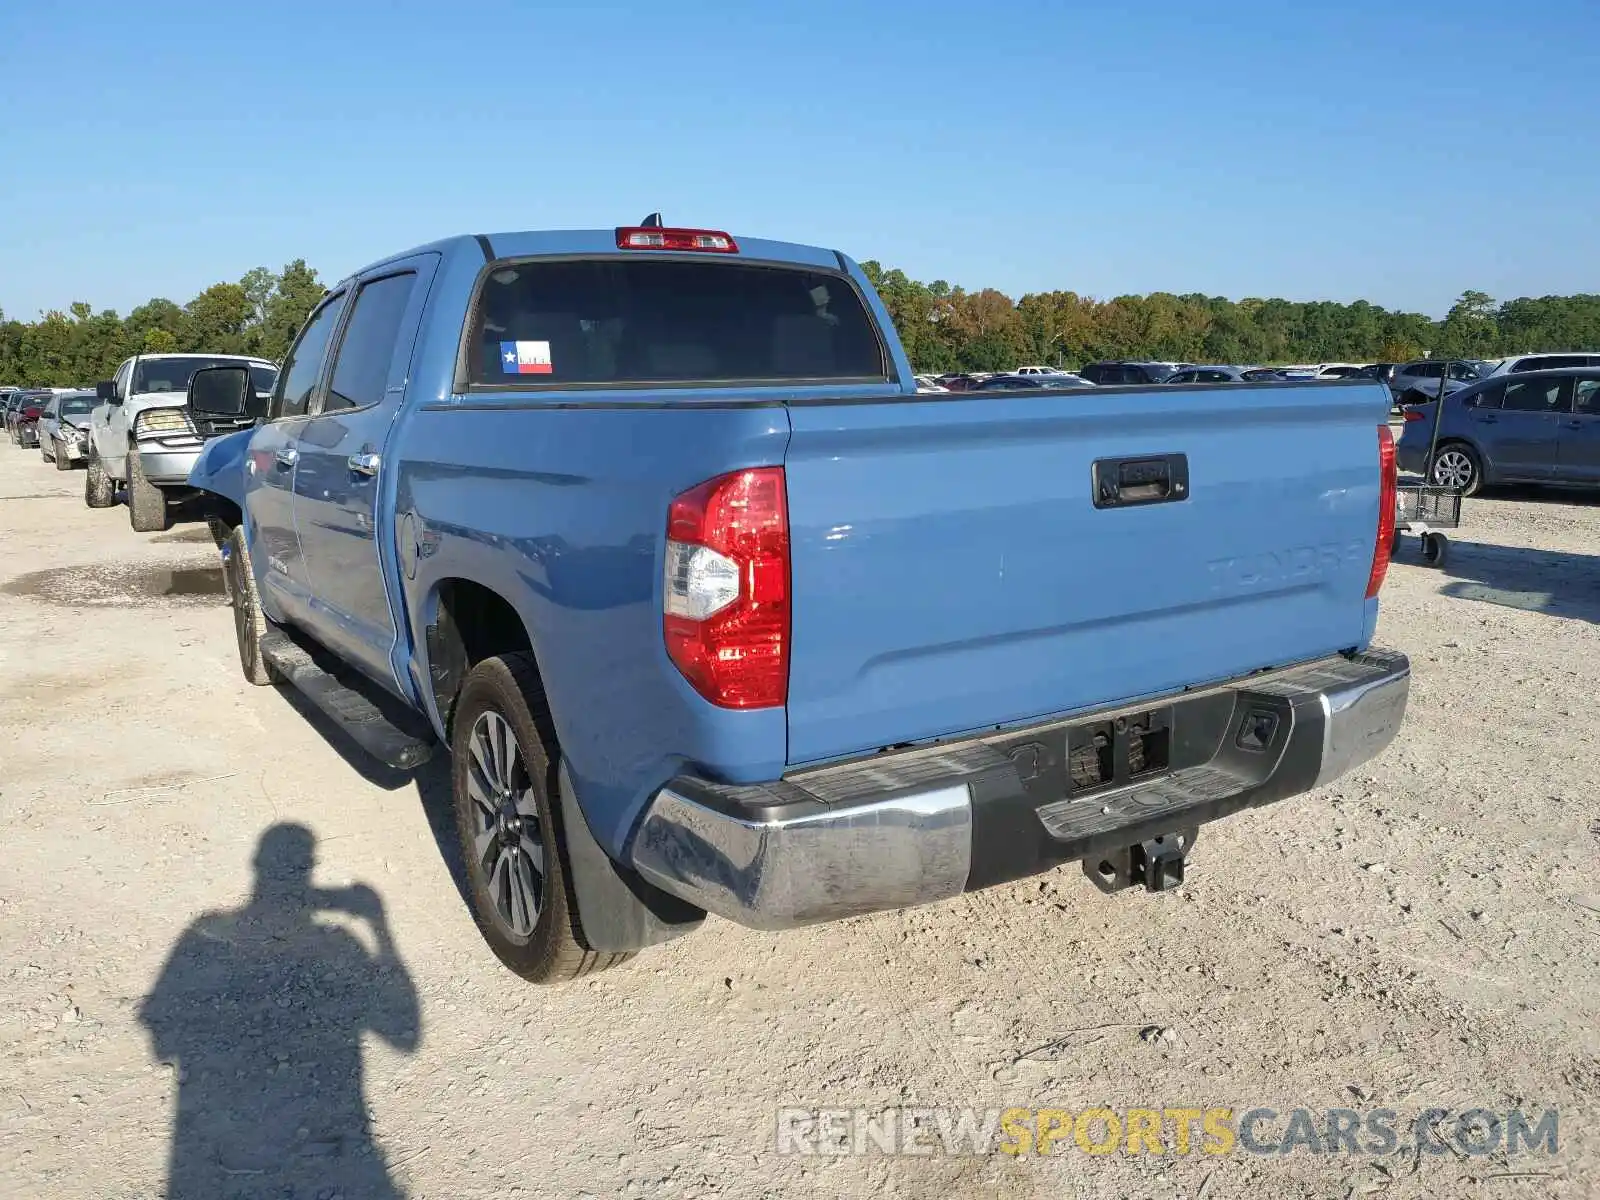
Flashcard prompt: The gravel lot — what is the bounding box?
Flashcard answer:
[1,447,1597,1199]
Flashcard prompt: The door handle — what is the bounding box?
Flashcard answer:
[274,447,298,469]
[1477,415,1497,424]
[347,452,381,477]
[1565,420,1582,430]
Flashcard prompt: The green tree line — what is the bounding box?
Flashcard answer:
[860,265,1600,375]
[0,261,325,387]
[3,258,1598,386]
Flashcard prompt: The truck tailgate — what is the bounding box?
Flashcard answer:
[783,382,1388,766]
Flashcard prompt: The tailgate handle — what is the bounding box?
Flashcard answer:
[1092,454,1189,509]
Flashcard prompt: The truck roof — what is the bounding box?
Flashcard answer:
[351,229,846,285]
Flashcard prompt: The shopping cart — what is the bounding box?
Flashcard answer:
[1393,479,1462,567]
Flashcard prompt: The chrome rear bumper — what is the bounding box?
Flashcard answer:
[630,649,1410,930]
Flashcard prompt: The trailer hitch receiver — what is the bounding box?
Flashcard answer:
[1083,828,1197,895]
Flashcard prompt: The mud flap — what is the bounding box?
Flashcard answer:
[558,763,705,953]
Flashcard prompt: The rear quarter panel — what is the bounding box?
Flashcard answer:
[394,401,792,859]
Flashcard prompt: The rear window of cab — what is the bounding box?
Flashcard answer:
[468,258,888,387]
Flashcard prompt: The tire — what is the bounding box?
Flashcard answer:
[127,450,171,532]
[53,439,71,471]
[450,653,631,983]
[221,525,278,686]
[1421,532,1449,568]
[1429,442,1481,497]
[84,446,115,508]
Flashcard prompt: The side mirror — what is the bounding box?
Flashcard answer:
[96,380,119,404]
[187,365,265,420]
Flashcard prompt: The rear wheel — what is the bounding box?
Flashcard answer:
[222,525,278,686]
[1430,443,1481,496]
[84,447,115,508]
[53,439,71,471]
[127,451,171,532]
[451,653,630,983]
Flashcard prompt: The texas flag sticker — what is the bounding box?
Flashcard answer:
[500,340,553,375]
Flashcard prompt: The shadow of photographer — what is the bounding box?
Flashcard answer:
[139,823,420,1199]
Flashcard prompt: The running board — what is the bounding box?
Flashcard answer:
[260,630,436,770]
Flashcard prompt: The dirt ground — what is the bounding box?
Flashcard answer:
[1,444,1597,1200]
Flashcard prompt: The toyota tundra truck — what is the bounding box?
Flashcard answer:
[87,353,277,531]
[183,221,1409,983]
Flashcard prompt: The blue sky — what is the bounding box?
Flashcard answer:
[2,0,1596,320]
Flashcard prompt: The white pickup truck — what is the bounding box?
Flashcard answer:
[88,353,277,531]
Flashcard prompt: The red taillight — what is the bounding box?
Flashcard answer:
[663,468,789,708]
[1402,408,1425,422]
[23,407,41,419]
[1366,424,1397,598]
[616,227,739,253]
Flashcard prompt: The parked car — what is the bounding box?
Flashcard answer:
[1388,358,1486,403]
[1486,352,1600,376]
[1347,363,1397,386]
[1396,367,1600,494]
[12,391,50,447]
[183,221,1408,983]
[1013,365,1071,376]
[912,375,949,392]
[975,373,1094,390]
[37,390,99,470]
[1077,361,1180,385]
[86,354,277,531]
[1166,366,1266,384]
[6,390,49,443]
[937,373,981,391]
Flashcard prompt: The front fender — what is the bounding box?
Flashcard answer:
[187,427,255,510]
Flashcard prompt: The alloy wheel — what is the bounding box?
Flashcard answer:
[466,710,546,937]
[1432,449,1474,490]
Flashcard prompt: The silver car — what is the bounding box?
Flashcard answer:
[37,391,98,470]
[1388,358,1487,402]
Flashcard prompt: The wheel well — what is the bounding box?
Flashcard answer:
[193,493,242,528]
[427,579,536,737]
[1434,437,1480,461]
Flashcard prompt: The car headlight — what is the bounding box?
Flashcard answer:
[134,408,192,436]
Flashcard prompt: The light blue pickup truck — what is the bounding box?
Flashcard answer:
[185,220,1409,982]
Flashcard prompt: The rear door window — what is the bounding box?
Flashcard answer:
[1409,362,1444,379]
[470,259,887,387]
[1574,378,1600,416]
[1501,378,1569,413]
[1467,383,1505,409]
[322,273,417,413]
